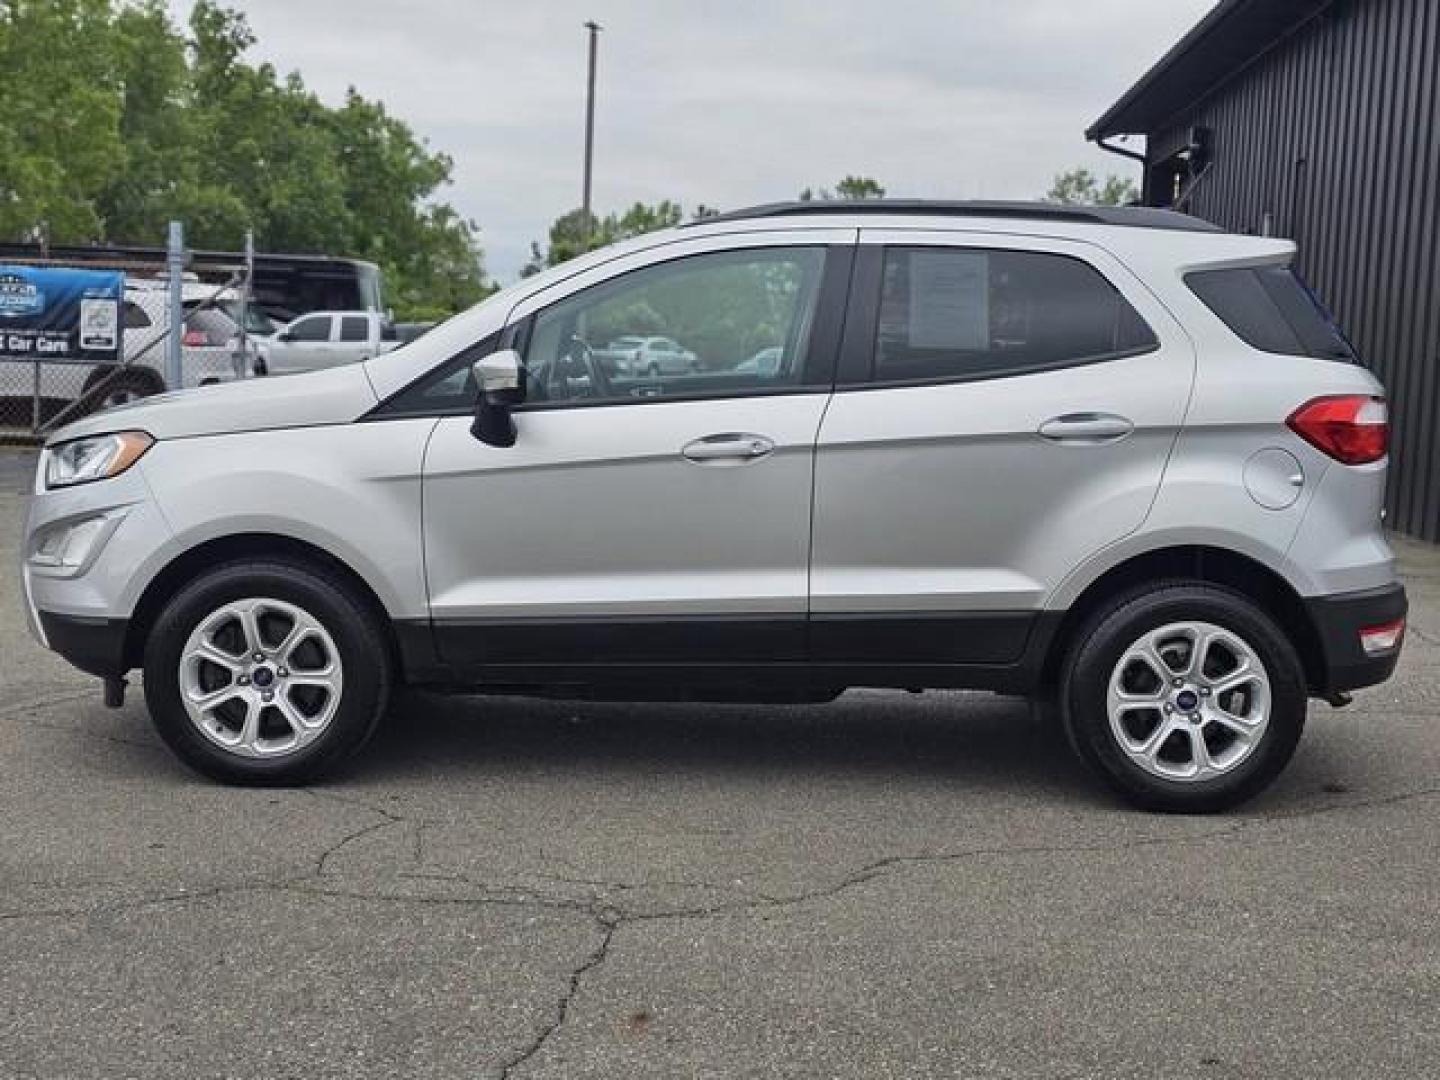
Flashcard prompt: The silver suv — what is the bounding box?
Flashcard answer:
[20,202,1407,811]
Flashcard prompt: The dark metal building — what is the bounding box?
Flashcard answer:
[1089,0,1440,541]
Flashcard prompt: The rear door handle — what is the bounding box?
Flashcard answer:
[1037,412,1134,445]
[682,433,776,463]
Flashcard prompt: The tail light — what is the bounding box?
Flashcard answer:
[182,329,209,347]
[1286,395,1389,465]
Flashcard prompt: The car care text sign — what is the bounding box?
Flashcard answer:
[0,265,124,361]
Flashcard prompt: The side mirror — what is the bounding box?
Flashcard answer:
[470,348,525,447]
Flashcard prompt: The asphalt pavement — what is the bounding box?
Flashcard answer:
[3,444,1438,1079]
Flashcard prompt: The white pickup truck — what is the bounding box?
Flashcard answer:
[260,310,400,375]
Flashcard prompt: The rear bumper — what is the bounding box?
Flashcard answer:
[38,612,130,680]
[1304,583,1408,694]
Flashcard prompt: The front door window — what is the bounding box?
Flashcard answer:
[522,247,826,405]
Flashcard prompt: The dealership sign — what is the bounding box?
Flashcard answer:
[0,265,123,361]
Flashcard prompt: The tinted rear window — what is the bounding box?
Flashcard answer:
[874,248,1159,383]
[1187,265,1355,361]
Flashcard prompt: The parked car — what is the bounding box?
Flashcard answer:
[22,201,1406,810]
[595,334,700,376]
[31,280,258,415]
[735,345,784,377]
[258,310,400,374]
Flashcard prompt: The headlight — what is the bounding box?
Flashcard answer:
[45,431,154,489]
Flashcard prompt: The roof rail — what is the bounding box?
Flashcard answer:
[685,199,1220,233]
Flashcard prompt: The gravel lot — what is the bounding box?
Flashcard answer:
[3,443,1439,1079]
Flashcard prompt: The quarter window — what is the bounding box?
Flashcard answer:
[873,247,1158,383]
[522,247,826,405]
[1187,265,1355,361]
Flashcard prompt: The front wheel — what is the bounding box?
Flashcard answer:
[143,559,391,784]
[1060,582,1307,813]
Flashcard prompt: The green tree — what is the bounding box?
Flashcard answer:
[1044,168,1138,207]
[0,0,127,242]
[0,0,489,318]
[97,1,247,244]
[523,200,684,275]
[799,175,886,201]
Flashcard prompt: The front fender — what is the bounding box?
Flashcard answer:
[131,420,437,619]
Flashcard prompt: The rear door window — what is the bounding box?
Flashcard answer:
[1186,265,1355,361]
[288,316,331,342]
[340,316,369,343]
[872,247,1158,383]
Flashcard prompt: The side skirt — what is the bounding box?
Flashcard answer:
[396,612,1064,701]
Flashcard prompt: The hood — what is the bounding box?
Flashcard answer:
[46,364,380,445]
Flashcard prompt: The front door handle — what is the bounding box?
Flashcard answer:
[1037,412,1134,445]
[682,433,776,463]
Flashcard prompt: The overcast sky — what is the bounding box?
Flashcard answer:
[168,0,1216,283]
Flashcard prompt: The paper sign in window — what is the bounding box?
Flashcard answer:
[907,251,989,350]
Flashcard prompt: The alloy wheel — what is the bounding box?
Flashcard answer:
[1105,620,1271,782]
[178,597,344,758]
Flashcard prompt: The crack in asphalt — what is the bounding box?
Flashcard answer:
[7,689,1440,1076]
[305,788,430,877]
[497,917,618,1080]
[4,779,1440,1075]
[0,877,313,923]
[0,799,406,923]
[8,780,1440,926]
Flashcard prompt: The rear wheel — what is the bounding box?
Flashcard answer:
[142,559,390,785]
[1061,582,1307,812]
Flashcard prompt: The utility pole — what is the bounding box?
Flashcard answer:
[582,20,602,242]
[165,221,185,391]
[237,229,255,370]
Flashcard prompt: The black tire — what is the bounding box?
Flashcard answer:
[142,558,391,785]
[1060,581,1307,813]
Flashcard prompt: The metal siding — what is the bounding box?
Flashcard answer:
[1148,0,1440,541]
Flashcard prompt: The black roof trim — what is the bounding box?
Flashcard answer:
[1088,0,1334,140]
[688,200,1220,233]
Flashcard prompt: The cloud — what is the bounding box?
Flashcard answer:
[169,0,1215,282]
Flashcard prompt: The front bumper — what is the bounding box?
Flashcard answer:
[38,611,130,679]
[1304,583,1408,693]
[23,455,176,679]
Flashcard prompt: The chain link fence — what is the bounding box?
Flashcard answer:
[1,256,257,442]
